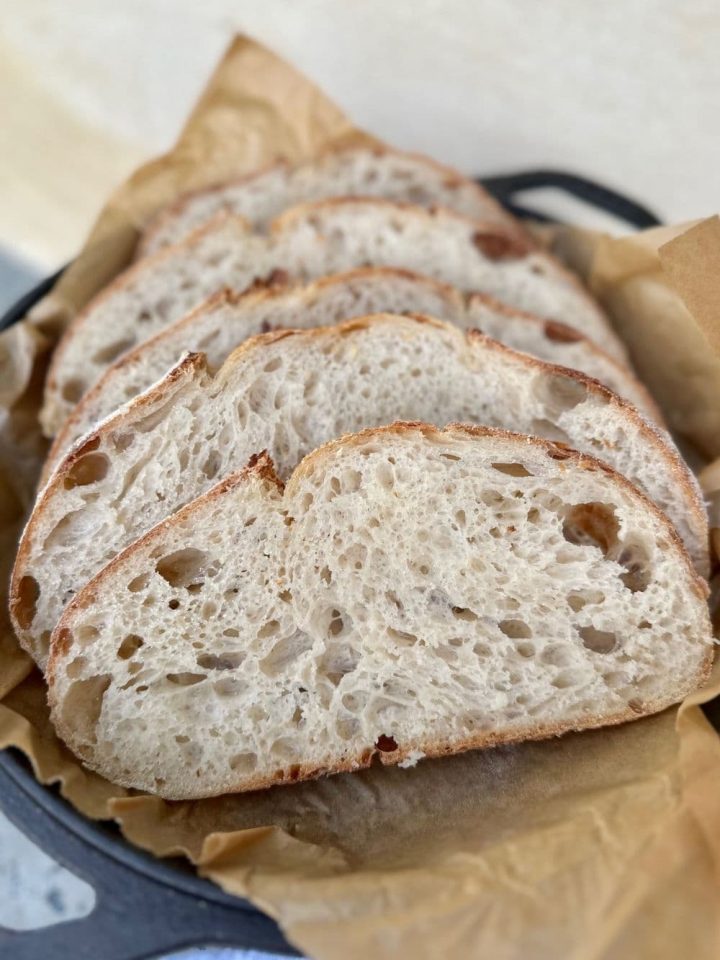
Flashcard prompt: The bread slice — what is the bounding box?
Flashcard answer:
[42,268,661,480]
[13,314,708,668]
[47,423,713,800]
[137,145,526,257]
[41,199,625,436]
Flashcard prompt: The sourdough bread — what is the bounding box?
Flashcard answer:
[42,269,660,479]
[13,315,708,667]
[47,423,712,799]
[42,200,625,436]
[138,145,525,256]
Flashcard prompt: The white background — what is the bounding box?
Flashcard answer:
[1,0,719,268]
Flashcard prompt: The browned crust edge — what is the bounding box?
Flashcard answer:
[136,144,526,259]
[46,422,713,800]
[41,213,251,436]
[53,683,712,802]
[10,353,211,661]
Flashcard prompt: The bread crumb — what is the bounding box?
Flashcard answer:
[399,750,426,769]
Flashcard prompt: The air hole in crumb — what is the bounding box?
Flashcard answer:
[127,573,149,593]
[329,611,345,636]
[516,642,535,658]
[541,645,573,667]
[229,752,257,772]
[567,591,591,611]
[387,627,418,646]
[279,590,292,603]
[452,606,478,622]
[616,544,651,593]
[166,672,205,686]
[499,619,532,639]
[491,462,532,477]
[155,548,208,589]
[259,630,313,676]
[63,452,110,489]
[114,433,134,453]
[375,462,394,490]
[214,676,242,696]
[562,502,619,555]
[61,378,86,403]
[201,450,222,480]
[544,320,584,344]
[12,575,40,629]
[579,626,617,654]
[66,656,87,679]
[168,598,180,610]
[75,625,99,647]
[375,735,398,752]
[552,669,586,688]
[258,619,280,639]
[533,375,588,416]
[196,651,245,670]
[117,634,144,660]
[320,566,332,585]
[628,698,643,714]
[92,338,136,365]
[473,642,491,658]
[264,356,283,373]
[175,735,190,744]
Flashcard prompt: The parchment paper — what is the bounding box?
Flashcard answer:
[1,35,719,960]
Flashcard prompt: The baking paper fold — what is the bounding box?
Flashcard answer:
[1,34,719,960]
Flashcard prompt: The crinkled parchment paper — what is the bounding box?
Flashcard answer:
[1,35,719,960]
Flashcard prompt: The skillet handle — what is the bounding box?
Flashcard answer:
[0,751,296,960]
[480,169,662,229]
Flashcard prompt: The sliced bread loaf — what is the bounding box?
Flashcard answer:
[42,268,660,479]
[13,314,708,667]
[42,199,625,436]
[47,423,713,799]
[137,145,525,257]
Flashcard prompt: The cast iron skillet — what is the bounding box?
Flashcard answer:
[0,172,661,960]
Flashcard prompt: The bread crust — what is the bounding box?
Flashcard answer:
[41,213,250,437]
[46,422,713,800]
[136,144,527,259]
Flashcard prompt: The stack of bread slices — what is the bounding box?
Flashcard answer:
[10,146,713,800]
